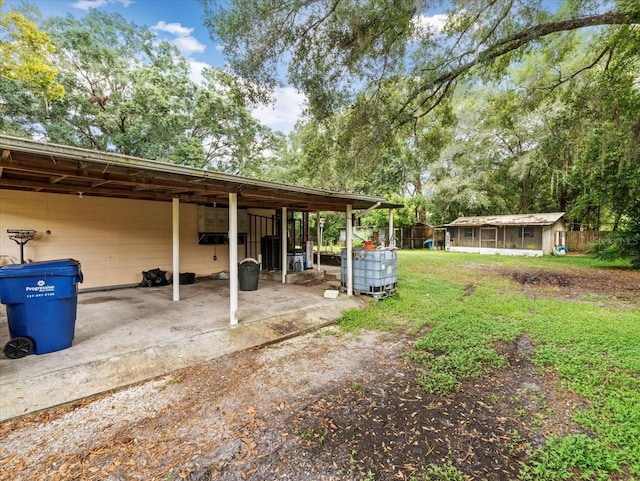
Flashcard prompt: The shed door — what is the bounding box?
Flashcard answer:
[480,227,497,248]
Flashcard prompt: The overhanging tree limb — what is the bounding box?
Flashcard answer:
[406,11,640,114]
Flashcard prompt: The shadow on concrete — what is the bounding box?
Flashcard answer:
[0,275,361,421]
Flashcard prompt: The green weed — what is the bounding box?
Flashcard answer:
[295,426,324,444]
[350,380,365,395]
[521,434,623,480]
[422,461,466,480]
[334,250,640,478]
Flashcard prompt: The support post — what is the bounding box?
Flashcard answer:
[281,207,287,284]
[346,204,353,296]
[172,198,180,302]
[388,209,395,248]
[229,193,238,325]
[306,212,312,269]
[316,211,321,271]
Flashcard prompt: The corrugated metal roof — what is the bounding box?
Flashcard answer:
[446,212,565,227]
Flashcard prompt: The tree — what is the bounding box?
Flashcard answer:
[202,0,640,226]
[202,0,639,142]
[0,0,64,134]
[2,7,278,174]
[0,0,63,100]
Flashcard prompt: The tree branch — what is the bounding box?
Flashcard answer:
[409,11,640,112]
[541,45,612,91]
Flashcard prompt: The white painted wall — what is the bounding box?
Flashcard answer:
[447,246,543,257]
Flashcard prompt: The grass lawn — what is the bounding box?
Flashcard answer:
[338,250,640,480]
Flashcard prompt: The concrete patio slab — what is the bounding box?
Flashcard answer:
[0,275,362,421]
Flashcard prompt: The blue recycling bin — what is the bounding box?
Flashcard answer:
[0,259,83,358]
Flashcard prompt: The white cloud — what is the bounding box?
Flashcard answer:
[188,60,210,85]
[173,36,206,55]
[72,0,107,9]
[151,21,206,56]
[251,87,306,134]
[412,13,448,36]
[72,0,131,10]
[152,21,193,37]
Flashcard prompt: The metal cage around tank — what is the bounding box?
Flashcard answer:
[340,248,398,299]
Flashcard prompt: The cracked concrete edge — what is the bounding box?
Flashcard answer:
[0,299,360,421]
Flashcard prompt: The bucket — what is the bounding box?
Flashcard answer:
[179,272,195,284]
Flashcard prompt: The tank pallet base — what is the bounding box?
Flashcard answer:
[340,283,397,300]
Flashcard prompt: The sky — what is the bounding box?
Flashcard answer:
[5,0,565,134]
[5,0,306,134]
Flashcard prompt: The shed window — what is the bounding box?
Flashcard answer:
[518,227,534,238]
[464,228,474,238]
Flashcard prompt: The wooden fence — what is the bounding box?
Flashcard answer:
[401,226,434,249]
[564,231,611,253]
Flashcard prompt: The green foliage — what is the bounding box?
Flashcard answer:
[590,201,640,268]
[205,0,640,239]
[2,7,277,174]
[204,0,637,128]
[360,194,418,228]
[335,250,640,477]
[421,462,467,481]
[522,435,623,480]
[0,0,64,100]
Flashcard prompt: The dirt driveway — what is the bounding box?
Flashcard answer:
[0,329,578,481]
[1,262,637,480]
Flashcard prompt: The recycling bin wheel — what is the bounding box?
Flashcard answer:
[4,336,34,359]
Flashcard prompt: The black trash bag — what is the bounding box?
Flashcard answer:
[140,268,169,287]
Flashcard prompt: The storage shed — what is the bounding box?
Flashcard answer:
[444,213,566,256]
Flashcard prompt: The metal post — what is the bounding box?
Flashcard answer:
[316,211,322,271]
[229,193,238,325]
[388,209,395,248]
[281,207,287,284]
[346,204,353,296]
[172,198,180,302]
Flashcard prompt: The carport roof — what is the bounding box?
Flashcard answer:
[0,135,400,212]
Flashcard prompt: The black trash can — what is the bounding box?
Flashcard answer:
[238,258,260,291]
[0,259,83,358]
[178,272,195,285]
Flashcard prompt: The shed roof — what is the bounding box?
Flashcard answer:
[446,212,565,227]
[0,135,400,212]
